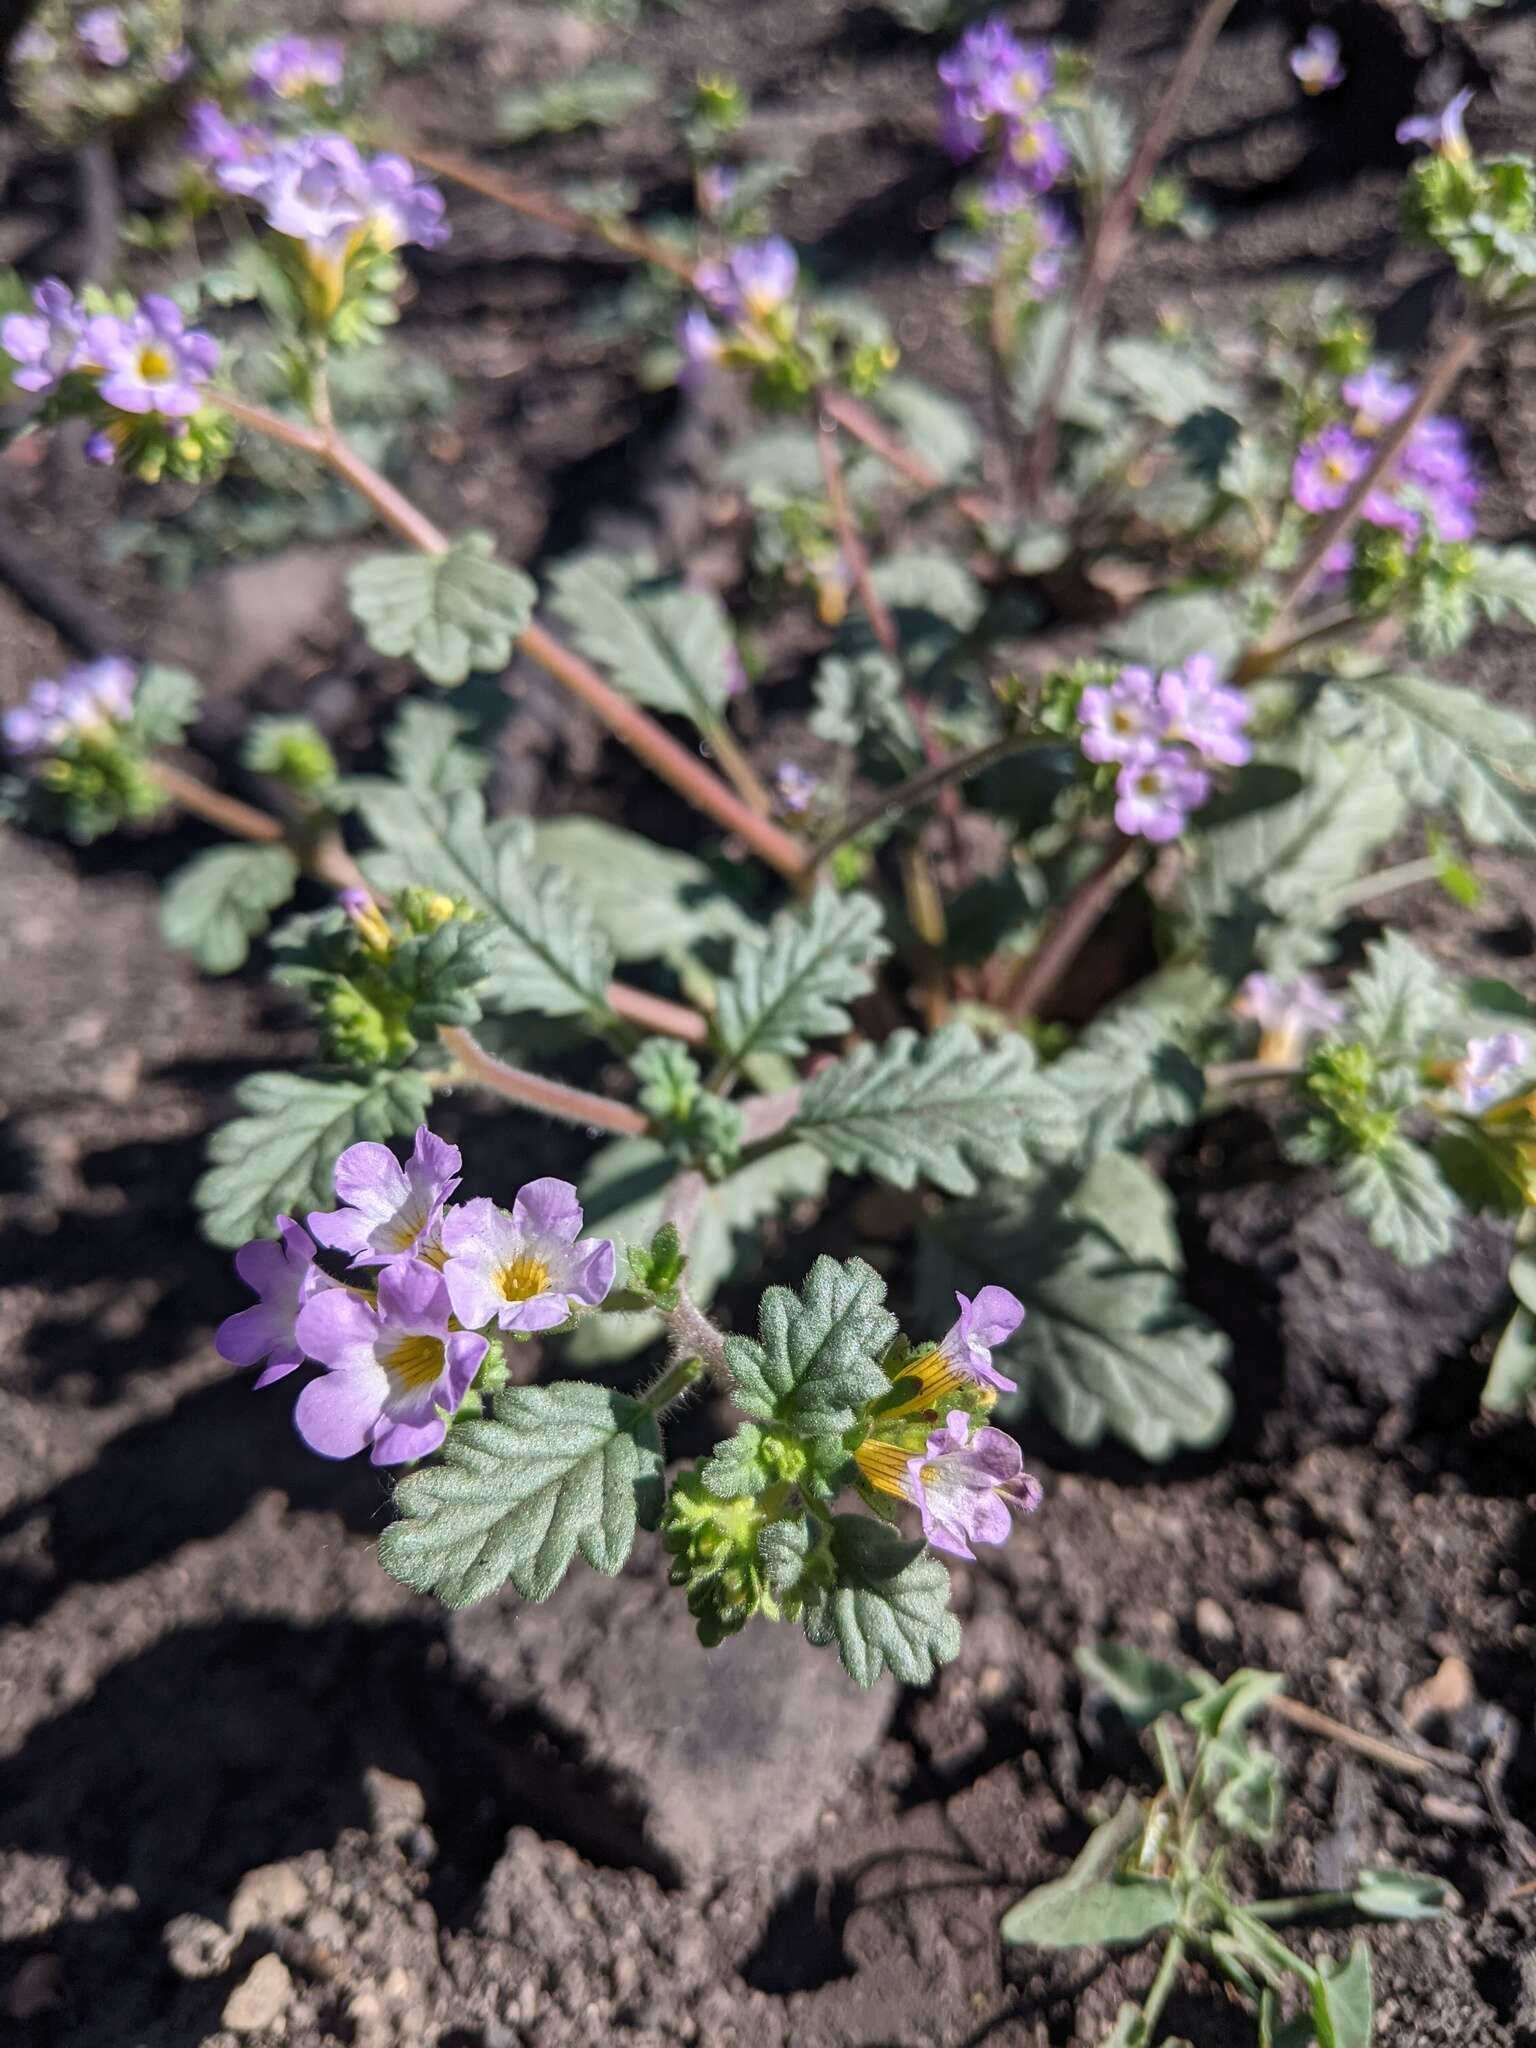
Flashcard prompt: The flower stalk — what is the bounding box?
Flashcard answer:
[437,1024,649,1135]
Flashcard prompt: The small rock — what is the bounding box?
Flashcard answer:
[1299,1559,1350,1621]
[1194,1598,1235,1643]
[228,1861,307,1936]
[1403,1654,1474,1731]
[164,1912,238,1981]
[364,1765,427,1839]
[6,1954,63,2020]
[222,1954,294,2034]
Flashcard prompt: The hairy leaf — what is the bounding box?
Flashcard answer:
[1049,1011,1205,1152]
[1484,1300,1536,1413]
[715,889,889,1064]
[383,698,490,794]
[794,1023,1076,1194]
[1351,1869,1454,1922]
[496,62,654,141]
[1102,335,1236,426]
[1466,541,1536,626]
[160,844,299,974]
[1348,671,1536,848]
[354,786,614,1021]
[724,1254,896,1440]
[348,531,537,687]
[379,1384,664,1607]
[872,376,979,485]
[1106,590,1246,672]
[129,663,201,747]
[196,1069,432,1248]
[810,649,920,773]
[548,554,734,731]
[1348,931,1454,1055]
[1001,1794,1174,1951]
[1337,1140,1460,1266]
[921,1175,1232,1460]
[532,815,758,962]
[801,1515,960,1688]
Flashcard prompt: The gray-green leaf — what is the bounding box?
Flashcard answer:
[794,1023,1076,1194]
[716,889,889,1065]
[160,844,299,974]
[355,786,614,1022]
[1348,931,1454,1056]
[532,815,757,963]
[1337,1140,1460,1267]
[921,1169,1232,1459]
[1350,1869,1454,1922]
[195,1069,432,1248]
[1346,671,1536,849]
[129,663,201,748]
[1075,1642,1209,1727]
[379,1383,663,1607]
[1001,1794,1175,1951]
[348,532,536,687]
[1313,1943,1372,2048]
[1049,1011,1205,1152]
[548,554,734,732]
[800,1514,961,1688]
[724,1254,896,1440]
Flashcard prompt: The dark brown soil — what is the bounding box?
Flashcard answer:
[3,2,1536,2044]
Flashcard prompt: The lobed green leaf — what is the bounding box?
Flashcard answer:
[159,844,299,974]
[800,1514,961,1688]
[715,888,889,1065]
[724,1254,896,1441]
[347,531,537,688]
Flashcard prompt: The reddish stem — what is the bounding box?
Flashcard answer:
[1002,834,1140,1020]
[438,1025,649,1134]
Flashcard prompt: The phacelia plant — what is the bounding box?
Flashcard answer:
[6,0,1536,1747]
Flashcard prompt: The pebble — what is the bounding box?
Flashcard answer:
[1194,1597,1235,1643]
[222,1954,294,2034]
[229,1861,308,1935]
[164,1912,238,1980]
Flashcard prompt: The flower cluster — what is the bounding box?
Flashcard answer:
[679,237,800,382]
[1288,27,1344,96]
[955,175,1075,299]
[1292,363,1481,562]
[2,656,136,760]
[1077,653,1251,842]
[187,121,448,263]
[853,1287,1041,1560]
[217,1128,617,1464]
[1,277,221,472]
[937,18,1062,181]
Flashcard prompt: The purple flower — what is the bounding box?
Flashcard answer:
[1343,365,1414,436]
[1078,667,1168,766]
[3,656,136,758]
[83,428,118,466]
[308,1124,461,1269]
[676,307,723,385]
[12,24,57,64]
[695,237,798,324]
[938,19,1052,161]
[1289,25,1344,95]
[1158,654,1252,769]
[1292,423,1367,514]
[186,100,279,196]
[1453,1031,1527,1112]
[1401,414,1481,541]
[292,1260,487,1464]
[1233,971,1345,1052]
[92,296,218,419]
[774,760,819,814]
[1398,87,1473,161]
[935,1286,1023,1396]
[216,1216,333,1386]
[76,6,129,67]
[248,34,346,103]
[1005,115,1069,193]
[254,134,447,257]
[905,1410,1042,1561]
[441,1180,615,1334]
[966,185,1074,294]
[1114,748,1210,842]
[2,279,87,396]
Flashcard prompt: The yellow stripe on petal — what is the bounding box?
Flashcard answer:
[854,1438,916,1502]
[878,1348,970,1419]
[383,1334,446,1394]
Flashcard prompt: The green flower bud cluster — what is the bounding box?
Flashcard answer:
[28,730,167,844]
[242,716,339,798]
[630,1039,745,1177]
[1291,1041,1406,1162]
[1404,153,1536,305]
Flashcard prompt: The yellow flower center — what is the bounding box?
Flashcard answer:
[137,345,174,383]
[495,1252,551,1303]
[385,1203,427,1252]
[383,1333,445,1394]
[1323,453,1352,485]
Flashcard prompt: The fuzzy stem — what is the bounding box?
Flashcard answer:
[409,143,699,282]
[1262,319,1485,639]
[212,392,810,883]
[1203,1058,1301,1090]
[148,758,288,845]
[1022,0,1239,503]
[816,411,899,658]
[437,1024,649,1135]
[808,728,1062,869]
[1246,1891,1355,1926]
[606,981,711,1044]
[1230,602,1363,685]
[639,1353,706,1419]
[1002,833,1140,1020]
[818,385,998,527]
[704,717,774,818]
[662,1287,732,1386]
[1325,853,1446,913]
